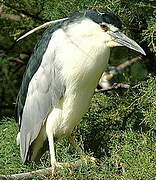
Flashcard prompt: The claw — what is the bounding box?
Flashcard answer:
[50,162,72,175]
[56,162,71,168]
[81,155,100,164]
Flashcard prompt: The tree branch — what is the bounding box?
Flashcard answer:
[8,57,26,64]
[95,83,130,93]
[0,159,85,180]
[115,56,142,73]
[98,56,143,90]
[107,56,143,76]
[0,167,52,180]
[0,12,21,21]
[2,2,48,22]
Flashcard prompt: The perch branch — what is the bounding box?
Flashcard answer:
[0,159,85,180]
[0,12,21,21]
[115,56,142,72]
[2,2,48,22]
[8,57,26,64]
[97,56,143,91]
[107,56,142,76]
[95,83,130,93]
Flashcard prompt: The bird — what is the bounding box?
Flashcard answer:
[16,9,145,171]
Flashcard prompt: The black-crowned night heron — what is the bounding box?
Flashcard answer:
[16,9,145,171]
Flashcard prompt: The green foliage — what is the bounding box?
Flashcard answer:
[0,76,156,179]
[0,118,27,174]
[80,76,156,154]
[0,57,21,117]
[0,1,156,178]
[0,0,155,117]
[1,0,155,52]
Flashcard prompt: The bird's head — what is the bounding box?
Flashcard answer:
[68,9,146,55]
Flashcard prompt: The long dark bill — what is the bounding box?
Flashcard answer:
[111,31,146,55]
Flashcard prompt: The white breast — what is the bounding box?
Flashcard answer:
[47,19,110,138]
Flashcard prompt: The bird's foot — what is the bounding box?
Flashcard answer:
[51,161,72,174]
[56,162,71,168]
[80,155,99,164]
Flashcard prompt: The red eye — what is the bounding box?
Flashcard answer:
[100,25,109,30]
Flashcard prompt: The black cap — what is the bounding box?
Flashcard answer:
[79,9,122,29]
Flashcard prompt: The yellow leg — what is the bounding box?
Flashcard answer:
[68,136,99,163]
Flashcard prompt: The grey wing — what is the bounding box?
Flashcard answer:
[16,25,65,162]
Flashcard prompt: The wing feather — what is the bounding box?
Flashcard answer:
[16,24,65,162]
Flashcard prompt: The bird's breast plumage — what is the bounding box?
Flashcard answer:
[49,24,110,137]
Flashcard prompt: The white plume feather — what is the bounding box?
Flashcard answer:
[17,17,68,41]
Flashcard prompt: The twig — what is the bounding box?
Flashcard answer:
[8,57,26,64]
[0,12,21,21]
[107,56,142,75]
[0,167,52,180]
[3,25,34,30]
[0,159,85,180]
[2,2,48,22]
[95,83,130,93]
[98,56,142,90]
[116,56,142,72]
